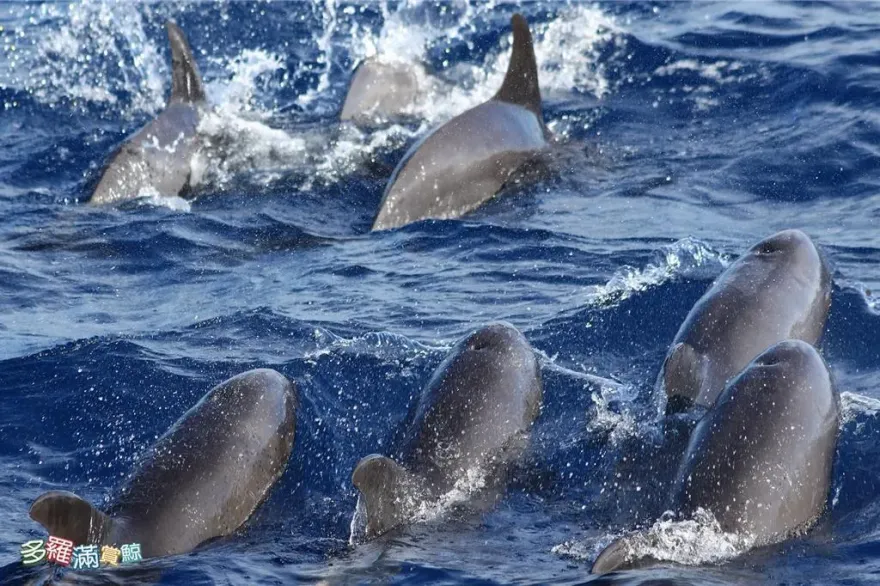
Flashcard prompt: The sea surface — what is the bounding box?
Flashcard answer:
[1,1,880,584]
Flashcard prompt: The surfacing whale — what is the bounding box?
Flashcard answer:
[660,229,831,414]
[89,21,206,205]
[340,59,426,124]
[371,14,549,231]
[592,340,839,574]
[29,369,296,558]
[351,323,543,540]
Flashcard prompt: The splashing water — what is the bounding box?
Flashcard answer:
[589,237,730,307]
[553,509,755,567]
[348,463,492,544]
[2,1,626,197]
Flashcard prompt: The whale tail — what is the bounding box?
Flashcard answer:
[166,21,206,104]
[352,454,426,540]
[661,342,705,415]
[493,14,543,120]
[29,491,112,546]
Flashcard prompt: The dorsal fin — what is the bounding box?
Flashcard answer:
[29,491,111,546]
[661,343,704,415]
[351,454,425,540]
[493,14,542,119]
[166,21,206,105]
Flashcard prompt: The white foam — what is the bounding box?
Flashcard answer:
[554,509,754,567]
[586,383,639,445]
[348,463,491,544]
[195,110,308,189]
[137,193,191,212]
[652,59,765,111]
[5,2,626,192]
[840,391,880,427]
[4,1,169,116]
[590,237,729,306]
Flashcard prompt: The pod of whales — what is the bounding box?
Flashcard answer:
[371,14,549,231]
[592,340,839,574]
[89,21,206,205]
[29,369,296,558]
[351,323,542,540]
[660,229,831,414]
[31,4,858,580]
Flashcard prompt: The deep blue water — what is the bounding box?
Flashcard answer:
[2,0,880,584]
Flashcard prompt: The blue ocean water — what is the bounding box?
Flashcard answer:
[2,0,880,583]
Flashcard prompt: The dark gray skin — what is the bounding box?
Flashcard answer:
[29,369,297,558]
[352,323,543,540]
[89,21,206,205]
[661,229,831,413]
[371,13,548,231]
[592,340,839,574]
[340,59,424,124]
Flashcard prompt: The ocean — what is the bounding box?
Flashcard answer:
[1,1,880,584]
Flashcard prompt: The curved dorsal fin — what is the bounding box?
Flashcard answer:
[661,342,704,415]
[166,21,206,105]
[351,454,425,540]
[29,491,111,546]
[493,14,542,119]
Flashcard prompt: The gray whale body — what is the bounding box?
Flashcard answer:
[592,340,839,574]
[29,369,297,558]
[351,323,543,540]
[340,59,425,124]
[371,14,549,231]
[89,21,206,205]
[660,229,831,413]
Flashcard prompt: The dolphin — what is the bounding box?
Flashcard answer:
[89,21,206,205]
[371,13,549,231]
[351,323,543,540]
[340,59,426,124]
[592,340,839,574]
[29,369,296,558]
[660,229,831,413]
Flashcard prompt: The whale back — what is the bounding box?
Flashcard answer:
[351,323,542,540]
[660,229,831,412]
[29,370,297,558]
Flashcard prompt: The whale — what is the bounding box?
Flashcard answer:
[351,323,543,540]
[29,369,297,558]
[660,229,831,413]
[592,340,839,574]
[89,21,206,205]
[371,14,549,231]
[340,59,426,124]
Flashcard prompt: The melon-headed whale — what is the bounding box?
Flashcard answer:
[371,14,549,231]
[89,21,206,205]
[29,369,296,558]
[351,323,542,540]
[592,340,839,574]
[660,229,831,413]
[340,59,426,124]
